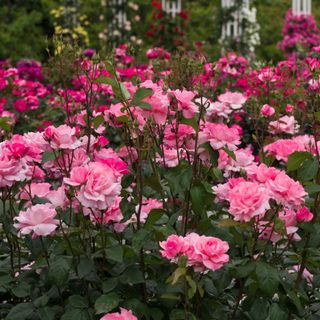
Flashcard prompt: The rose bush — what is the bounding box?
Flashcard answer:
[1,44,320,320]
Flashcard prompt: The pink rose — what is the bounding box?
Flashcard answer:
[269,116,299,135]
[20,182,51,200]
[76,162,121,210]
[193,236,229,271]
[228,181,270,222]
[264,139,306,162]
[64,166,89,186]
[261,104,275,117]
[47,125,81,150]
[160,234,187,259]
[266,171,306,207]
[172,89,198,119]
[14,204,59,238]
[100,308,137,320]
[286,104,294,113]
[218,91,247,110]
[0,154,28,187]
[296,207,313,222]
[199,122,241,151]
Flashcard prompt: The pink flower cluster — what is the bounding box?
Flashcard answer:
[279,9,320,60]
[214,163,307,223]
[160,233,229,272]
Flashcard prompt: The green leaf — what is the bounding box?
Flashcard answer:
[95,76,116,85]
[77,257,95,278]
[61,308,90,320]
[120,266,145,285]
[11,282,31,298]
[0,117,11,132]
[69,295,88,309]
[256,262,279,296]
[132,229,150,251]
[42,151,56,164]
[131,88,153,106]
[150,308,164,320]
[93,115,105,129]
[94,293,121,314]
[116,115,129,123]
[164,162,192,196]
[190,182,213,216]
[136,101,152,110]
[218,219,244,228]
[222,147,236,160]
[180,117,199,131]
[120,83,130,100]
[95,76,130,101]
[171,267,186,285]
[33,295,49,308]
[6,303,34,320]
[105,245,123,263]
[186,275,197,299]
[102,278,118,293]
[48,257,70,286]
[287,151,312,172]
[37,307,56,320]
[268,303,287,320]
[297,158,318,182]
[236,261,256,278]
[304,184,320,194]
[144,209,165,229]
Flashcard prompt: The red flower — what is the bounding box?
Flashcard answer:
[151,0,162,10]
[179,10,188,20]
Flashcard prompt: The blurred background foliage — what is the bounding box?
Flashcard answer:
[0,0,319,63]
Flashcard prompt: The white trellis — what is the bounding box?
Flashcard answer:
[292,0,312,16]
[63,0,80,29]
[161,0,182,18]
[221,0,253,40]
[110,0,128,30]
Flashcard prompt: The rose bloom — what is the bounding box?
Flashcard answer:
[100,308,137,320]
[0,154,28,187]
[159,234,187,259]
[14,204,59,238]
[269,115,299,135]
[45,125,81,150]
[264,139,305,162]
[193,235,229,271]
[172,89,198,119]
[73,162,121,210]
[296,207,313,222]
[131,198,163,224]
[139,80,170,124]
[261,104,275,117]
[213,177,246,202]
[228,181,270,222]
[92,196,123,224]
[199,122,241,151]
[217,91,247,110]
[163,122,195,148]
[266,171,306,207]
[246,164,281,184]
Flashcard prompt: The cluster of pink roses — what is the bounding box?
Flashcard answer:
[160,233,229,272]
[214,162,312,242]
[279,9,320,60]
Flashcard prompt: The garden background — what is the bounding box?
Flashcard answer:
[1,0,320,62]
